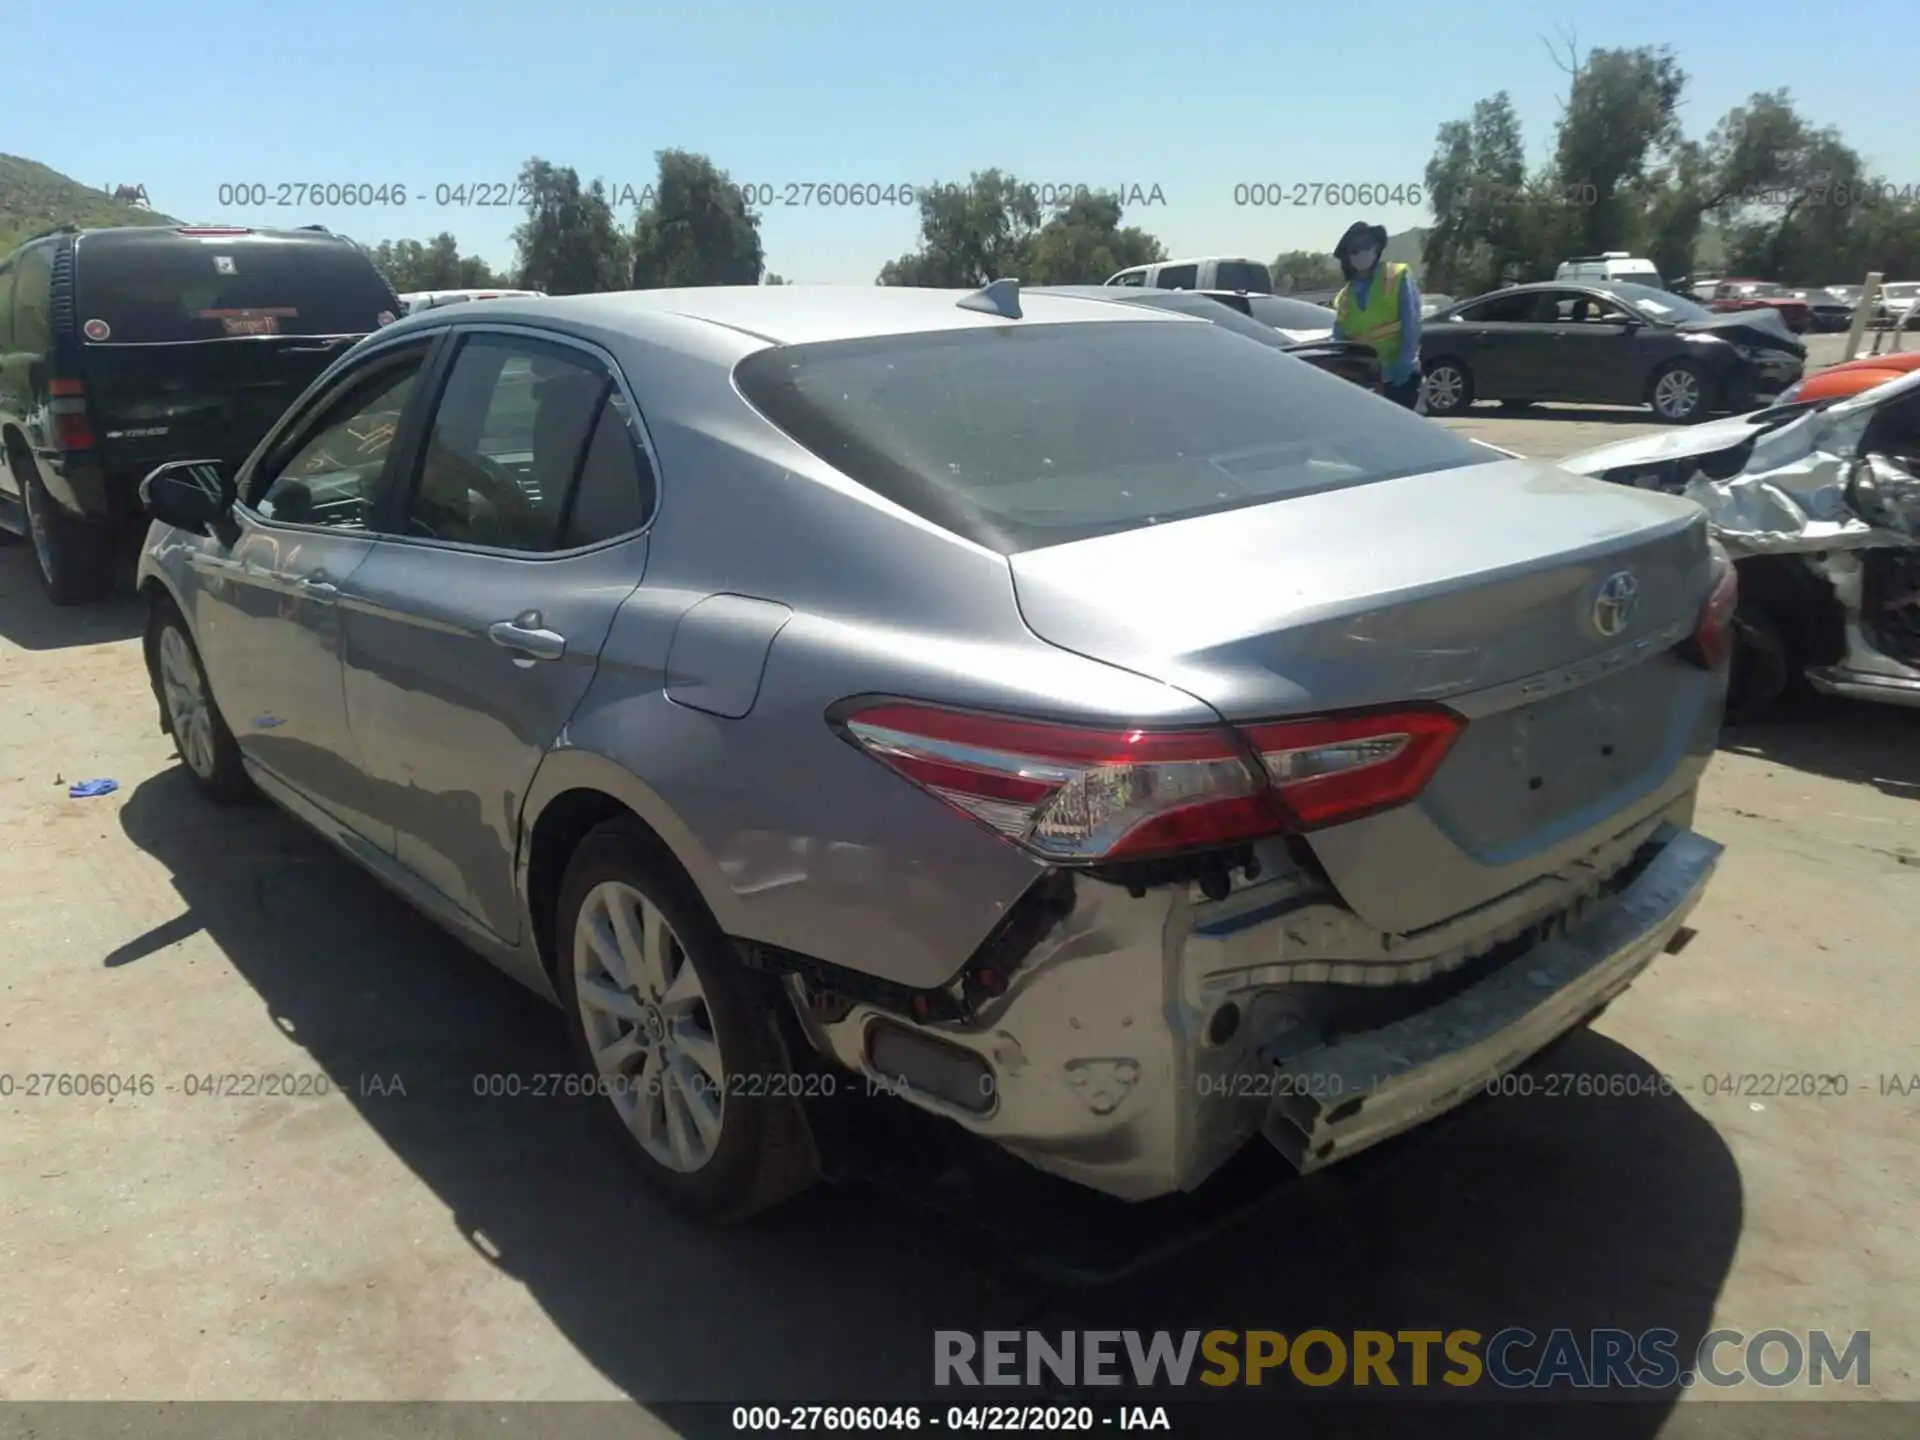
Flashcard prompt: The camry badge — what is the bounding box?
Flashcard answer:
[1591,570,1639,638]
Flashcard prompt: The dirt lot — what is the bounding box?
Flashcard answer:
[1,391,1917,1434]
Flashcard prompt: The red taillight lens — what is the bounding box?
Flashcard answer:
[1243,708,1465,829]
[1685,543,1739,670]
[836,700,1464,862]
[49,381,94,450]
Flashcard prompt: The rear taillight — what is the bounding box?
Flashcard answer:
[1242,709,1464,829]
[48,378,94,451]
[835,700,1463,863]
[1682,541,1739,670]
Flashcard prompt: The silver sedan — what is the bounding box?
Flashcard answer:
[136,282,1732,1221]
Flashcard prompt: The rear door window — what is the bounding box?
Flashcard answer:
[735,320,1493,553]
[1212,260,1273,294]
[74,236,397,344]
[1457,292,1539,323]
[1153,264,1199,290]
[400,334,653,552]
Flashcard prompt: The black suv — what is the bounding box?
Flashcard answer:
[0,224,401,602]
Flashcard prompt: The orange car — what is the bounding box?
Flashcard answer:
[1777,349,1920,404]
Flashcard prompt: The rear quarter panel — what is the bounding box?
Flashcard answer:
[547,322,1226,989]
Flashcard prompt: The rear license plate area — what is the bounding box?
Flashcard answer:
[1423,660,1682,851]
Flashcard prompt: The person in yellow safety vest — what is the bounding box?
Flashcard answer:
[1331,221,1423,410]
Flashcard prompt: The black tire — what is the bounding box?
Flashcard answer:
[1649,360,1712,424]
[1724,605,1792,725]
[1421,359,1474,416]
[17,452,116,605]
[146,598,254,802]
[554,819,818,1223]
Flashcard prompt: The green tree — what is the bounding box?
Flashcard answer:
[1423,93,1551,293]
[367,233,506,293]
[1546,39,1688,256]
[878,172,1167,286]
[1018,191,1165,284]
[877,171,1043,285]
[1637,90,1810,282]
[511,157,628,295]
[1270,249,1341,293]
[1427,52,1920,294]
[629,149,765,287]
[765,272,787,285]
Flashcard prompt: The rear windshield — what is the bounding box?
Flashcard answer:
[75,236,397,344]
[1244,294,1338,331]
[1112,292,1290,346]
[1212,260,1273,295]
[735,320,1495,553]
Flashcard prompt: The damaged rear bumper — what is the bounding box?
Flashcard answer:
[797,815,1721,1203]
[1261,826,1721,1172]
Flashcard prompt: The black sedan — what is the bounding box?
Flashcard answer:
[1419,281,1806,424]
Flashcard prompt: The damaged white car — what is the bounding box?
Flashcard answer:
[1561,370,1920,720]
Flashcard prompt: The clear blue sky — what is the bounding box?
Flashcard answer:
[11,0,1917,282]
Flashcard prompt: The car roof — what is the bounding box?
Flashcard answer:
[1464,281,1599,295]
[66,225,358,250]
[1440,280,1689,311]
[1111,255,1266,270]
[428,284,1197,348]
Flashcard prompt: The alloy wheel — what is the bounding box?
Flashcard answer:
[158,627,218,780]
[1654,368,1701,420]
[572,880,726,1173]
[1424,366,1465,411]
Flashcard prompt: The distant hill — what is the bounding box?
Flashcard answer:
[1,154,179,253]
[1383,227,1429,282]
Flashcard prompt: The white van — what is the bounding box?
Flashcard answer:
[1555,253,1664,288]
[1104,256,1273,294]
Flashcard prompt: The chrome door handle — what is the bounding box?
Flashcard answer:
[301,577,339,599]
[488,613,566,662]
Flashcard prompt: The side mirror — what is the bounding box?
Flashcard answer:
[1843,454,1920,538]
[141,459,236,540]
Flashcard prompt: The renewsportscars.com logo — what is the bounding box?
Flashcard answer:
[934,1328,1871,1391]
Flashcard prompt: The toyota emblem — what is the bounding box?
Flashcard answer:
[1591,570,1639,638]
